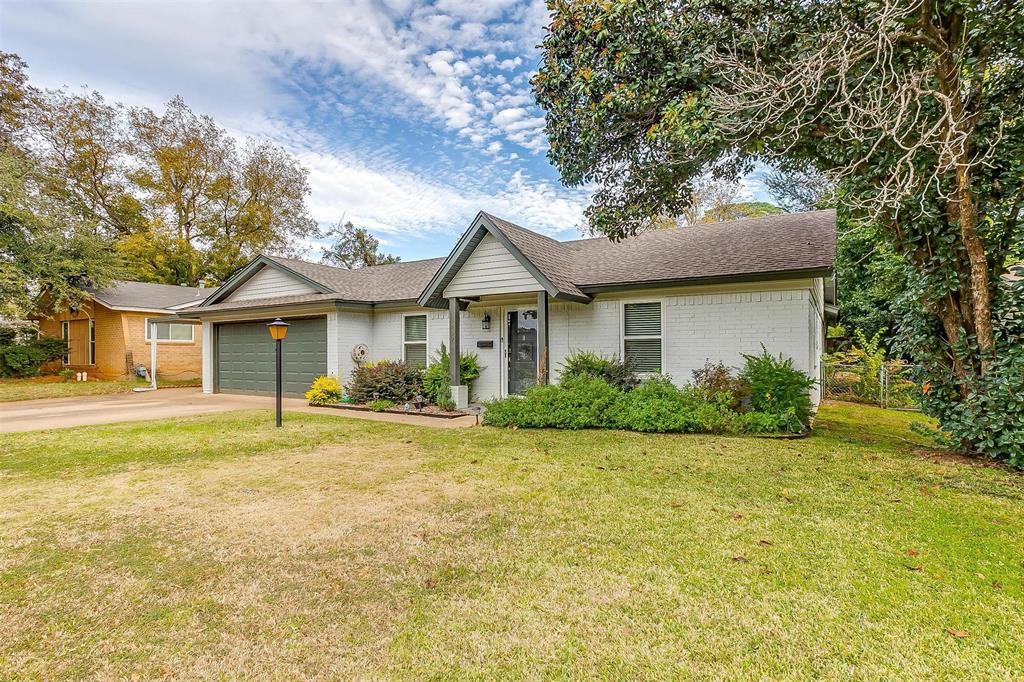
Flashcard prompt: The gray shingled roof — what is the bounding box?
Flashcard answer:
[90,281,210,310]
[563,210,837,287]
[266,255,447,302]
[195,210,836,313]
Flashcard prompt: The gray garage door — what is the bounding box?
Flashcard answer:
[215,317,327,397]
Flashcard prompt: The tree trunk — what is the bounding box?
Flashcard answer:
[953,165,995,364]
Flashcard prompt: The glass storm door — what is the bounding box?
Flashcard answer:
[507,309,538,395]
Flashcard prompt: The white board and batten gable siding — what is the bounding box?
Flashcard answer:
[442,233,542,298]
[225,265,318,302]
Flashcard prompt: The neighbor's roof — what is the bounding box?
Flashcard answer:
[195,209,837,313]
[90,281,211,311]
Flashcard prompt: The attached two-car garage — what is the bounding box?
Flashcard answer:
[215,317,327,397]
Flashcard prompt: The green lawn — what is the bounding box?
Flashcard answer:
[0,376,200,402]
[1,403,1021,678]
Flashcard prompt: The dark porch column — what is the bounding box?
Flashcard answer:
[448,297,460,385]
[537,291,549,384]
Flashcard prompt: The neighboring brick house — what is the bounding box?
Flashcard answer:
[35,282,209,380]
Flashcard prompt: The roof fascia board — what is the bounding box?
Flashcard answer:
[578,267,835,294]
[416,212,567,307]
[204,256,332,305]
[191,301,348,321]
[97,304,177,314]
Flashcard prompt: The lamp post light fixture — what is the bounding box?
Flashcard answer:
[266,318,289,427]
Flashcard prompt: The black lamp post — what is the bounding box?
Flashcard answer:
[267,318,289,427]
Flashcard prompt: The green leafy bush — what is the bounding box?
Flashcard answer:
[906,282,1024,466]
[484,374,798,434]
[559,350,639,392]
[423,343,482,405]
[739,347,815,428]
[305,375,343,406]
[483,375,621,430]
[347,360,423,403]
[368,399,395,412]
[0,337,67,377]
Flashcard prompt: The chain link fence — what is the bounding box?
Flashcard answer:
[823,361,922,411]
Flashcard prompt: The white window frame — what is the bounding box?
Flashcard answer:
[88,320,96,365]
[402,312,429,368]
[145,318,195,343]
[621,299,664,374]
[61,321,70,365]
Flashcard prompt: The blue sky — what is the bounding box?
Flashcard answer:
[3,0,769,261]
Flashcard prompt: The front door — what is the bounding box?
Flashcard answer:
[506,308,538,395]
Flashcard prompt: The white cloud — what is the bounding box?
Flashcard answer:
[3,0,589,250]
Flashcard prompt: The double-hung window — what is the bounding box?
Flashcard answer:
[623,301,662,373]
[145,319,194,342]
[403,314,427,368]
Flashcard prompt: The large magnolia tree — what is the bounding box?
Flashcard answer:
[534,0,1024,462]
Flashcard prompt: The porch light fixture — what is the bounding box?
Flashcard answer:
[266,318,289,427]
[481,313,491,331]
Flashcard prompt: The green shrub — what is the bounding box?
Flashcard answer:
[0,337,66,377]
[559,350,639,392]
[484,375,621,429]
[347,360,423,403]
[58,367,75,382]
[740,346,815,429]
[483,373,802,435]
[735,410,791,434]
[423,343,482,405]
[305,375,343,405]
[368,399,395,412]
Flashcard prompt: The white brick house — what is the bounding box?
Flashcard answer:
[171,210,836,406]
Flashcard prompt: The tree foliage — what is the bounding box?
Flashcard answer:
[534,0,1024,461]
[0,55,123,316]
[1,51,320,310]
[321,220,400,269]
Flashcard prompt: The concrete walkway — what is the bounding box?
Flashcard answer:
[0,387,478,433]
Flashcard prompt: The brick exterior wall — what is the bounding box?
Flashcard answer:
[123,313,202,380]
[34,303,202,380]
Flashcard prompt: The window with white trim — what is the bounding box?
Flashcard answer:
[623,301,662,373]
[61,321,70,365]
[403,314,427,368]
[145,319,194,342]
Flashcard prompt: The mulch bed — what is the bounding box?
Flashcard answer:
[311,402,468,419]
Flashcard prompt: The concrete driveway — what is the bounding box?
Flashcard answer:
[0,387,477,433]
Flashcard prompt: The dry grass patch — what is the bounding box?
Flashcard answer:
[0,436,503,679]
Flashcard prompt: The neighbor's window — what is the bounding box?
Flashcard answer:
[61,321,70,365]
[403,314,427,368]
[145,319,194,342]
[623,302,662,373]
[88,320,96,365]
